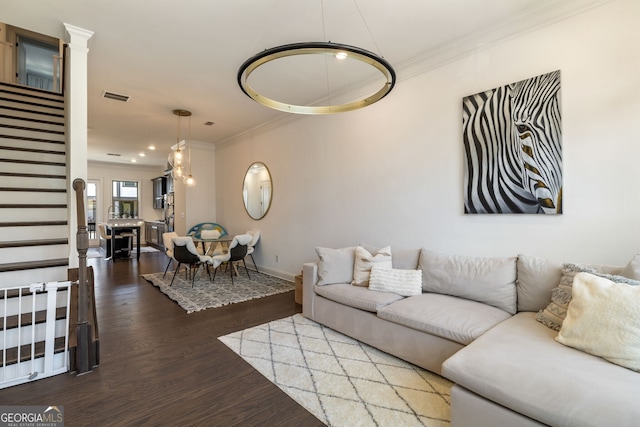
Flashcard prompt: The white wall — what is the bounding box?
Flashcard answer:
[215,0,640,279]
[172,141,216,235]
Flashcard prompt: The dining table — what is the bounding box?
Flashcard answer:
[191,235,233,256]
[105,222,141,260]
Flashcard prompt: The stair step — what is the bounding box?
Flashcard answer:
[0,307,67,332]
[0,191,66,204]
[0,137,65,153]
[0,245,69,264]
[0,156,65,167]
[0,162,66,177]
[0,239,68,249]
[0,145,66,156]
[0,113,64,128]
[0,225,68,241]
[0,107,64,124]
[0,121,64,135]
[0,82,64,102]
[0,209,67,224]
[0,94,64,111]
[1,337,66,367]
[0,259,69,273]
[0,133,65,146]
[0,100,64,118]
[0,171,66,180]
[0,221,68,227]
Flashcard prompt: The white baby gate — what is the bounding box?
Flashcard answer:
[0,281,72,389]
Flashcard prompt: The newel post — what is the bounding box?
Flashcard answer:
[73,178,92,375]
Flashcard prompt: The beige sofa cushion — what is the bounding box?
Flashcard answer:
[556,272,640,372]
[419,249,517,314]
[314,284,404,312]
[516,254,563,312]
[351,245,392,287]
[315,246,356,285]
[442,312,640,427]
[377,293,511,345]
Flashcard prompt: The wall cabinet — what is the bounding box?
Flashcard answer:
[151,176,166,209]
[145,221,165,251]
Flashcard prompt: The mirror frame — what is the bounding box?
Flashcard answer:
[242,162,273,220]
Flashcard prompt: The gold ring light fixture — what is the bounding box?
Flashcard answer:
[238,42,396,115]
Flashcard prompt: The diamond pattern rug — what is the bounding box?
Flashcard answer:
[141,270,294,313]
[219,314,452,426]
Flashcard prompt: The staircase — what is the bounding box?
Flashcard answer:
[0,81,77,387]
[0,81,69,284]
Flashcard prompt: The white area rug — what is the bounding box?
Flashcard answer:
[142,270,294,313]
[219,314,452,426]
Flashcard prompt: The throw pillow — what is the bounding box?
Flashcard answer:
[352,246,392,287]
[536,263,640,331]
[556,272,640,372]
[368,265,422,297]
[315,246,356,286]
[620,253,640,280]
[419,249,518,314]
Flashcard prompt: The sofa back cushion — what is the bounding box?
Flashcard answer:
[419,249,517,314]
[516,254,563,312]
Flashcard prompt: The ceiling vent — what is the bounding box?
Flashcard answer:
[102,90,130,102]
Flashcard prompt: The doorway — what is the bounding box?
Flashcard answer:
[87,180,99,247]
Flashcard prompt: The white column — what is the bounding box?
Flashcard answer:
[64,23,94,268]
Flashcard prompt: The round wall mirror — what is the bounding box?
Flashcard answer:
[243,162,273,220]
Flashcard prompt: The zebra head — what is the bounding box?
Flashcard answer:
[510,70,562,214]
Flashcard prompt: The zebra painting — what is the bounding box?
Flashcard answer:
[463,70,562,214]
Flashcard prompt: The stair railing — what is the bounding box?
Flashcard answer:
[72,178,92,375]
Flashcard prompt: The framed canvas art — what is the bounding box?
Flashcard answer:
[462,70,562,214]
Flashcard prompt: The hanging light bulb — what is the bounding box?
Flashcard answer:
[172,164,184,179]
[173,147,183,166]
[184,114,196,187]
[185,174,196,187]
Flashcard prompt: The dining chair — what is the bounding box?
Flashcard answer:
[162,231,178,277]
[170,236,212,287]
[245,230,261,273]
[207,234,252,285]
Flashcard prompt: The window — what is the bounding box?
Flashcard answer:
[111,180,139,218]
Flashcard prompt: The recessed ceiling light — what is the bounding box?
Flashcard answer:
[131,158,137,163]
[148,145,156,150]
[138,152,146,157]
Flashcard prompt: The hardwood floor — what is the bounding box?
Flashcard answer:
[0,251,324,426]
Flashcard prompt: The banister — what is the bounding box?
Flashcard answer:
[72,178,92,374]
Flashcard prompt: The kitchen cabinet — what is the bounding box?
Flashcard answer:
[151,176,166,209]
[145,221,165,251]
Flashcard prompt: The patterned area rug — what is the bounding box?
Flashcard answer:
[141,270,294,313]
[219,314,452,426]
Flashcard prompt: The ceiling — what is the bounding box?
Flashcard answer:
[1,0,609,167]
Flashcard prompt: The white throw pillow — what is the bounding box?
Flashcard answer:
[556,272,640,372]
[352,245,392,287]
[315,246,356,286]
[368,265,422,297]
[419,249,517,314]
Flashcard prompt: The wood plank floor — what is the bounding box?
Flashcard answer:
[0,251,324,426]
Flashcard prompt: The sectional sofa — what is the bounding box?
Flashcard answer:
[302,246,640,427]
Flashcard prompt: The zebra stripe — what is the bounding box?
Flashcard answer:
[463,70,562,214]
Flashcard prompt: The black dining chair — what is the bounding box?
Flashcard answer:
[170,236,211,287]
[207,234,252,285]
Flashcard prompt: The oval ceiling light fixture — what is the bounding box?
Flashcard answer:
[237,42,396,115]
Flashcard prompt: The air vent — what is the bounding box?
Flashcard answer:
[107,153,122,157]
[102,91,130,102]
